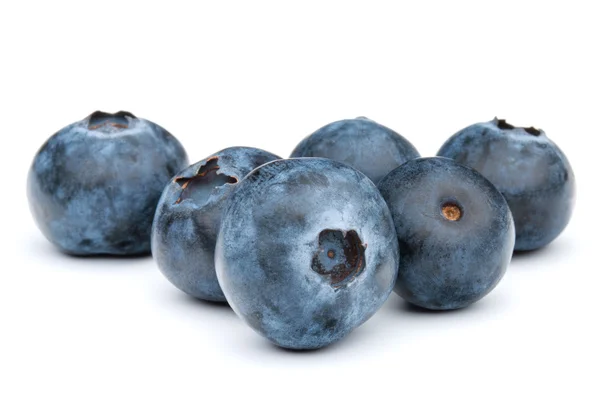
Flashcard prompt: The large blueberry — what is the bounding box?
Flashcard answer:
[290,117,420,185]
[378,157,515,310]
[216,158,399,349]
[27,111,188,256]
[152,147,281,302]
[437,118,575,251]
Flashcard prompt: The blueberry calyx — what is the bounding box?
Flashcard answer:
[87,111,136,130]
[494,117,541,136]
[174,157,238,205]
[311,229,366,290]
[523,126,541,136]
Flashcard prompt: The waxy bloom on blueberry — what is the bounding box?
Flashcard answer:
[437,118,575,251]
[27,111,188,256]
[291,117,420,184]
[216,158,399,350]
[378,157,515,310]
[152,147,281,302]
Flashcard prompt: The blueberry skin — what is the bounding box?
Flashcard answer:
[216,158,399,349]
[437,118,575,251]
[290,117,420,185]
[378,157,515,310]
[27,111,188,256]
[152,147,281,302]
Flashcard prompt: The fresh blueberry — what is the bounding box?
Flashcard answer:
[378,157,515,310]
[216,158,399,349]
[437,118,575,251]
[152,147,281,302]
[27,111,188,256]
[290,117,420,184]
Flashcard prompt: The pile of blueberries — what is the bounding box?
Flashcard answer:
[28,111,575,350]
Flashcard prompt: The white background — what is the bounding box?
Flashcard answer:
[1,1,599,395]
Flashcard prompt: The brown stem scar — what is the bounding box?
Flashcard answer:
[441,202,462,221]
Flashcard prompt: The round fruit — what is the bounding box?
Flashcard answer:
[290,117,420,184]
[437,118,575,251]
[152,147,280,301]
[216,158,399,349]
[27,111,188,255]
[378,157,515,310]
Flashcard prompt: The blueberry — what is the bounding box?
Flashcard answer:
[27,111,188,256]
[216,158,399,349]
[437,118,575,251]
[378,157,515,310]
[152,147,281,302]
[290,117,420,184]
